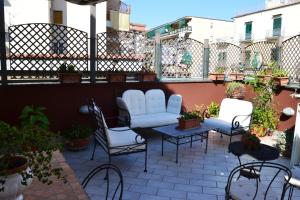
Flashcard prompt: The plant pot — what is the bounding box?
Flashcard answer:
[257,75,272,84]
[65,137,91,151]
[138,73,156,82]
[209,73,225,81]
[59,72,82,84]
[0,156,32,200]
[273,77,289,86]
[228,88,245,99]
[229,73,244,81]
[178,118,201,130]
[106,73,126,83]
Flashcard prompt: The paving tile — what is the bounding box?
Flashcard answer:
[163,176,189,184]
[174,183,202,193]
[148,180,174,189]
[158,188,187,199]
[190,179,217,187]
[202,187,225,195]
[139,194,169,200]
[187,192,217,200]
[129,184,158,195]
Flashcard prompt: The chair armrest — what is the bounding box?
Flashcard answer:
[231,113,252,130]
[116,97,131,127]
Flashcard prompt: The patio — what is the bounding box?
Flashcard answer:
[63,130,295,200]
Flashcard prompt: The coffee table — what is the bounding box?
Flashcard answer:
[153,121,216,163]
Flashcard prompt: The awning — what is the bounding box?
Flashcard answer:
[65,0,107,5]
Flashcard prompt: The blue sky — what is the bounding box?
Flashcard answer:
[123,0,265,29]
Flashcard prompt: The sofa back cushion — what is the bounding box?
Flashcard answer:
[218,98,253,128]
[167,94,182,114]
[122,90,146,116]
[145,89,166,114]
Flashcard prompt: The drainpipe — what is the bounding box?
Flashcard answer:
[202,39,209,79]
[154,32,162,80]
[0,0,7,85]
[90,4,96,83]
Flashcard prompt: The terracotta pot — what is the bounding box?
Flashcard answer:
[229,73,244,81]
[138,73,156,82]
[178,118,201,130]
[209,73,225,81]
[257,75,272,84]
[106,73,126,83]
[228,88,245,100]
[66,137,90,151]
[59,73,82,84]
[273,77,289,86]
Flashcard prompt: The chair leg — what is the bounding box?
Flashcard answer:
[144,141,148,173]
[104,157,111,180]
[91,139,97,160]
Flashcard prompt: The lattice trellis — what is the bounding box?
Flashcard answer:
[160,38,203,79]
[8,23,88,80]
[281,35,300,83]
[209,42,241,73]
[97,31,155,76]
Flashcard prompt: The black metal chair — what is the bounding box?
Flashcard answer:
[88,99,147,172]
[82,164,123,200]
[225,161,292,200]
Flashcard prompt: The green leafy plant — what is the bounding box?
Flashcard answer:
[58,63,77,73]
[63,124,92,140]
[19,106,49,129]
[272,68,288,78]
[207,101,220,117]
[226,82,245,98]
[215,66,225,73]
[180,105,205,122]
[0,106,66,192]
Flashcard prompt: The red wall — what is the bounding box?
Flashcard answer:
[0,82,298,132]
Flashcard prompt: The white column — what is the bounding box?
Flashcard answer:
[291,103,300,166]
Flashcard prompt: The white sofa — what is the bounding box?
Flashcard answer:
[205,98,253,144]
[117,89,182,128]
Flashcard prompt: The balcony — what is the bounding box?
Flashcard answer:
[160,26,192,39]
[239,33,253,44]
[266,28,282,41]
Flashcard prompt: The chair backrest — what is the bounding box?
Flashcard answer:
[218,98,253,128]
[122,90,146,116]
[167,94,182,114]
[88,100,110,153]
[145,89,166,114]
[82,164,123,200]
[226,161,292,200]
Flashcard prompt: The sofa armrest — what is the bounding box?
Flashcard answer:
[167,94,182,114]
[231,113,252,131]
[116,97,131,127]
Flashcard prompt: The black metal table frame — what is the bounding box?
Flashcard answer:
[161,131,209,163]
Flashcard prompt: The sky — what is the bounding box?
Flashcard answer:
[123,0,265,29]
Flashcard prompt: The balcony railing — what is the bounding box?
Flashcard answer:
[245,33,252,40]
[160,26,192,38]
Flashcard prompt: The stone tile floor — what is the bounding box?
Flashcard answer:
[63,130,299,200]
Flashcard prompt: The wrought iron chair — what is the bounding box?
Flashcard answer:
[284,166,300,199]
[225,161,292,200]
[88,99,147,172]
[82,164,123,200]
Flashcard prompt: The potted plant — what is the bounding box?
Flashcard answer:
[226,82,246,99]
[58,63,82,84]
[229,67,244,81]
[207,101,220,117]
[241,133,261,150]
[272,68,289,86]
[257,69,272,84]
[209,67,225,81]
[106,60,127,83]
[178,105,205,130]
[0,106,66,200]
[63,124,92,151]
[138,65,156,82]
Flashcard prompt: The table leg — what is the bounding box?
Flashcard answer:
[190,136,192,148]
[176,138,179,163]
[161,135,164,156]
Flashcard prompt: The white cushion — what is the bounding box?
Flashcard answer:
[145,89,166,114]
[230,180,278,200]
[107,127,146,154]
[131,113,180,128]
[167,94,182,114]
[122,90,146,116]
[218,98,253,128]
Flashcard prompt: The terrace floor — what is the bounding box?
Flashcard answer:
[63,130,299,200]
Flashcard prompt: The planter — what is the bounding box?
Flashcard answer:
[257,75,272,84]
[65,137,90,151]
[138,73,156,82]
[178,118,201,130]
[106,73,126,83]
[228,90,245,99]
[229,73,244,81]
[0,156,32,200]
[59,73,82,84]
[273,77,289,86]
[209,73,225,81]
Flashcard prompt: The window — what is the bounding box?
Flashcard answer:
[273,15,282,36]
[53,11,63,24]
[245,22,252,40]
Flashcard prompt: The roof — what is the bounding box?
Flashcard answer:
[234,1,300,18]
[148,16,233,32]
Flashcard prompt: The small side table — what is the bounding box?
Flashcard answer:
[229,141,279,179]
